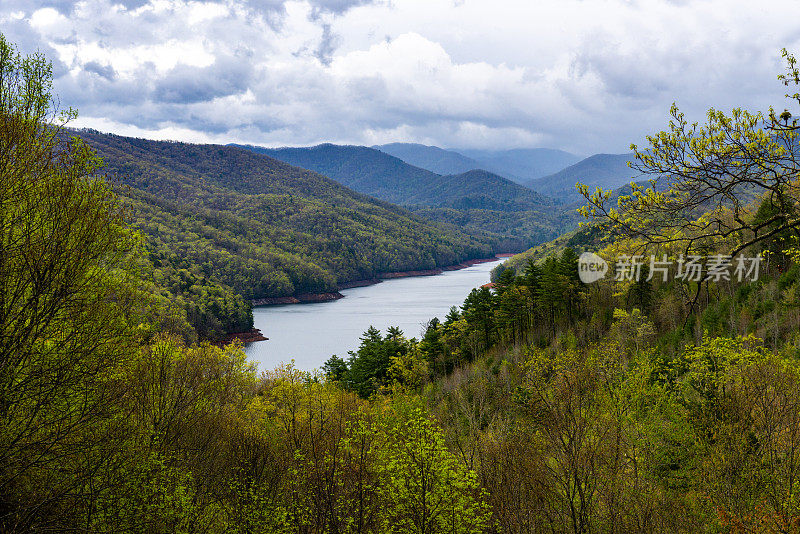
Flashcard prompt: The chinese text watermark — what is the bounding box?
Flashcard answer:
[578,252,762,284]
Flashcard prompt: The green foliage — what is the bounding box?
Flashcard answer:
[374,399,491,533]
[88,452,201,533]
[0,33,139,531]
[14,33,800,534]
[76,130,494,307]
[341,326,431,398]
[497,223,605,278]
[238,143,573,250]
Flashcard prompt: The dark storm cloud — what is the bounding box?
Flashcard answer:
[153,56,253,104]
[84,61,117,81]
[4,0,799,152]
[57,67,151,108]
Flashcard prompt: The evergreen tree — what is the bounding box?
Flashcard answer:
[346,326,389,397]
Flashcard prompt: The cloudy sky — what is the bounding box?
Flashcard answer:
[2,0,799,154]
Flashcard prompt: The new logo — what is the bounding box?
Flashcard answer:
[578,252,608,284]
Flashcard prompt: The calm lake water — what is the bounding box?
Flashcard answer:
[245,259,504,372]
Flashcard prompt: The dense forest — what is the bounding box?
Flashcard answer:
[8,32,800,534]
[237,143,574,249]
[67,130,499,339]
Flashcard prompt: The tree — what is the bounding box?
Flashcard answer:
[462,287,495,352]
[322,355,349,382]
[346,326,389,397]
[0,34,137,529]
[538,256,567,336]
[494,267,516,296]
[578,49,800,263]
[444,306,461,325]
[374,400,491,533]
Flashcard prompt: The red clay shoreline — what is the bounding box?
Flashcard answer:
[249,254,512,308]
[218,328,268,345]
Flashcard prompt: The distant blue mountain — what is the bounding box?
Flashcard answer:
[454,147,582,183]
[234,143,554,211]
[232,143,574,250]
[373,143,486,176]
[525,153,637,203]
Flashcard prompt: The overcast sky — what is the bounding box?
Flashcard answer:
[2,0,799,154]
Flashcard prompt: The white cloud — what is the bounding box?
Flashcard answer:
[3,0,799,153]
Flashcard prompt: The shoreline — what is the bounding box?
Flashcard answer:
[218,328,268,345]
[251,292,344,306]
[251,254,511,309]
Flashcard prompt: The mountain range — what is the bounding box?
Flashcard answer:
[234,143,574,249]
[233,143,552,210]
[369,143,636,205]
[454,147,582,183]
[525,153,637,203]
[77,130,494,303]
[374,143,581,184]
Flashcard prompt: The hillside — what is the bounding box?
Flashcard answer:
[492,224,605,280]
[234,143,553,210]
[374,142,485,175]
[525,152,636,202]
[235,143,575,249]
[456,147,582,183]
[76,130,493,303]
[412,169,553,211]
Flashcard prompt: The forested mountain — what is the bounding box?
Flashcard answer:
[492,223,606,278]
[233,143,440,204]
[373,142,485,175]
[13,33,800,534]
[76,130,493,305]
[235,142,575,249]
[414,169,553,211]
[234,143,553,209]
[456,147,582,183]
[525,152,636,202]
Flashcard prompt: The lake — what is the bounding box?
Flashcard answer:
[245,258,504,372]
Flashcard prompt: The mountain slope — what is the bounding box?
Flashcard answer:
[410,169,553,211]
[374,143,486,175]
[456,147,582,183]
[234,143,576,250]
[526,153,636,203]
[234,143,553,211]
[77,130,493,302]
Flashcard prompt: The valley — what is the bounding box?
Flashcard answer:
[5,20,800,532]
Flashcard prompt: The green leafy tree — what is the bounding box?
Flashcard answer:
[375,400,491,533]
[346,326,389,397]
[323,355,349,382]
[578,50,800,265]
[462,287,495,351]
[0,34,137,530]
